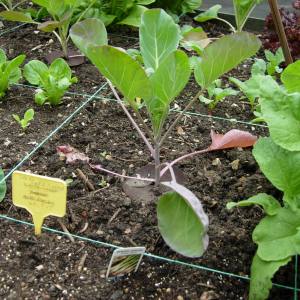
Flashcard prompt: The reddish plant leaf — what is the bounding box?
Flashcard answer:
[57,145,90,163]
[209,129,257,150]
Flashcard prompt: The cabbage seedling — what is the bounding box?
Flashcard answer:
[70,9,260,257]
[23,58,78,106]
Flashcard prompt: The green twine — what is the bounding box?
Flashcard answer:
[0,214,298,293]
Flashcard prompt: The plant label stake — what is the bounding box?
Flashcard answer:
[106,247,145,279]
[12,171,67,236]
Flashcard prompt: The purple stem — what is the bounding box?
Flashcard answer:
[107,80,155,157]
[90,164,155,182]
[160,148,210,177]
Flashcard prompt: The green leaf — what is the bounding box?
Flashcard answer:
[31,0,48,8]
[24,109,35,122]
[12,114,21,123]
[0,11,36,23]
[227,193,281,216]
[265,48,284,76]
[70,18,108,57]
[259,86,300,151]
[37,20,61,32]
[157,190,208,257]
[233,0,263,31]
[249,253,291,300]
[251,58,266,76]
[140,9,181,71]
[181,0,203,13]
[194,32,261,88]
[23,60,48,85]
[194,5,221,22]
[87,45,152,110]
[253,137,300,207]
[5,54,25,84]
[0,168,6,202]
[153,0,202,15]
[147,50,191,134]
[49,58,72,80]
[0,49,7,64]
[281,60,300,93]
[118,5,147,27]
[253,207,300,261]
[35,90,48,105]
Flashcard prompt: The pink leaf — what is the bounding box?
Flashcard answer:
[56,145,90,163]
[209,129,257,150]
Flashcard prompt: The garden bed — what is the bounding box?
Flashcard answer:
[0,17,298,300]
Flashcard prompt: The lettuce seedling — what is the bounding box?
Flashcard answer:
[0,168,6,203]
[23,58,77,106]
[199,79,238,110]
[0,49,25,99]
[12,108,35,130]
[228,60,300,300]
[70,9,260,257]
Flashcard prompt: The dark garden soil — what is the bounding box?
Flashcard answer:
[0,18,298,300]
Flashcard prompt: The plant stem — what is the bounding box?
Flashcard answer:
[90,164,155,183]
[159,90,202,147]
[107,80,155,157]
[216,17,236,33]
[160,148,210,177]
[154,141,160,187]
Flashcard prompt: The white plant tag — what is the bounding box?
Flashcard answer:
[106,247,145,279]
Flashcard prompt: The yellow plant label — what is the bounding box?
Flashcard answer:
[12,171,67,236]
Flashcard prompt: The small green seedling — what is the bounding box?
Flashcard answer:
[0,49,25,99]
[23,58,78,105]
[12,108,35,130]
[199,79,238,110]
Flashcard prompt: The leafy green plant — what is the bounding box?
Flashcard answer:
[73,0,155,27]
[195,1,264,32]
[23,58,78,105]
[227,60,300,300]
[0,49,25,99]
[0,0,90,58]
[199,79,238,110]
[12,108,35,130]
[70,9,260,257]
[0,168,6,203]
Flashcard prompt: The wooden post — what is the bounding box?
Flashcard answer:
[267,0,293,65]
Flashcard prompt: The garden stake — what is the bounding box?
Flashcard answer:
[268,0,293,65]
